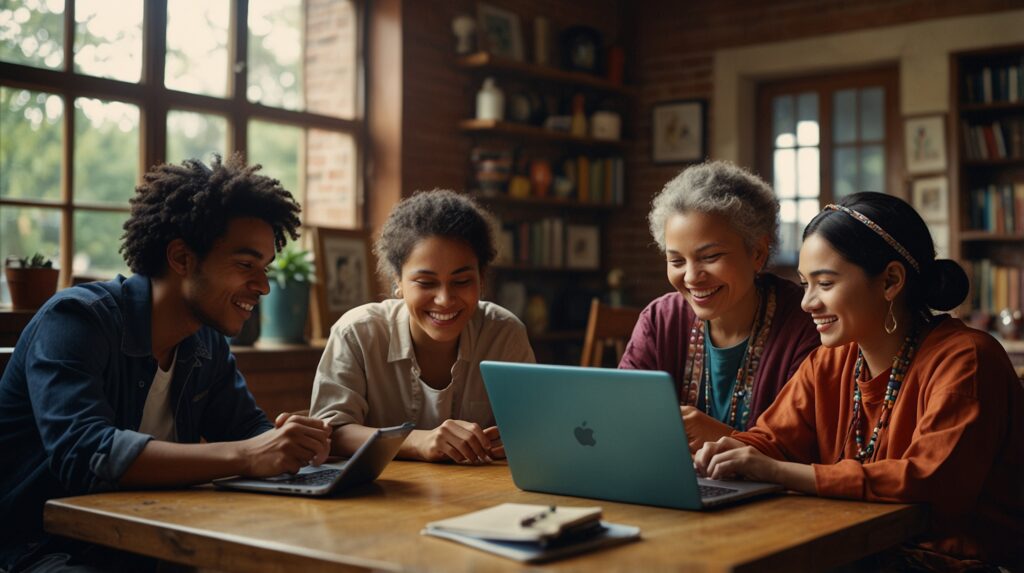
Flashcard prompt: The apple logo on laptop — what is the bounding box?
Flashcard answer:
[574,421,596,446]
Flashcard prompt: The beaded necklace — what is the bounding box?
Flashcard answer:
[850,326,921,463]
[681,282,776,429]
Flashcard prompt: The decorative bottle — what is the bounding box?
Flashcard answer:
[476,77,505,121]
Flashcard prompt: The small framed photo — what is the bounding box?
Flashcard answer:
[311,227,372,339]
[904,115,947,174]
[652,100,706,164]
[477,4,523,61]
[910,175,948,223]
[565,224,600,270]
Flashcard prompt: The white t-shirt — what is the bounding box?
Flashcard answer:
[139,348,178,442]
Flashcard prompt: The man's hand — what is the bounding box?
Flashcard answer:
[236,414,331,476]
[681,405,735,453]
[483,426,505,459]
[409,419,494,464]
[693,436,778,482]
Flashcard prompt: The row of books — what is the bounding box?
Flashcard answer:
[962,119,1024,160]
[495,218,599,270]
[971,259,1024,316]
[573,156,626,206]
[963,62,1024,104]
[967,183,1024,234]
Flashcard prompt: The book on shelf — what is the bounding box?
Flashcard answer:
[962,119,1024,160]
[501,218,566,268]
[968,183,1024,234]
[971,259,1024,315]
[421,503,640,563]
[964,59,1024,104]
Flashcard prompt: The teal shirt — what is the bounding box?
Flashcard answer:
[703,326,749,426]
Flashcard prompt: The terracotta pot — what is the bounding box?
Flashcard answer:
[5,267,59,310]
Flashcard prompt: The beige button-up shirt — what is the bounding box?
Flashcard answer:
[310,298,535,430]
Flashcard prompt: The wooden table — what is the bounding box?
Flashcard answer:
[45,461,926,573]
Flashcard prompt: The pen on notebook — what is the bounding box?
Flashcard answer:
[520,505,556,527]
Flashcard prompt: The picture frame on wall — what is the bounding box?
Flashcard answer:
[311,227,373,340]
[565,224,600,270]
[904,115,947,174]
[910,175,949,223]
[652,99,706,164]
[477,3,524,61]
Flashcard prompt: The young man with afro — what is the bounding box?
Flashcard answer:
[0,155,331,572]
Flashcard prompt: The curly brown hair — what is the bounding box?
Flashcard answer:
[120,154,301,277]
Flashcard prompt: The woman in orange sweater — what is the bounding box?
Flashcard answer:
[694,192,1022,570]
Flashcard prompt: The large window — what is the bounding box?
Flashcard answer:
[0,0,363,302]
[757,67,899,265]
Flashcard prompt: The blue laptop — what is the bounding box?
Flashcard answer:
[480,361,782,510]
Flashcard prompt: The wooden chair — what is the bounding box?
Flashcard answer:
[580,298,642,367]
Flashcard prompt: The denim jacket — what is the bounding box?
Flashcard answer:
[0,274,272,569]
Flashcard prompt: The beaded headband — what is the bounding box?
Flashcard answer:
[823,204,921,273]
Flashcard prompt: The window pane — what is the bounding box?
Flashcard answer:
[74,210,128,278]
[860,144,884,192]
[1,87,62,201]
[165,1,230,97]
[773,148,796,199]
[860,87,884,142]
[833,147,858,199]
[73,0,142,82]
[305,0,357,119]
[798,199,819,226]
[0,206,60,303]
[248,119,302,197]
[778,199,799,266]
[796,92,819,146]
[833,89,856,144]
[167,110,228,164]
[74,98,139,205]
[796,147,819,198]
[772,95,795,148]
[0,0,65,69]
[248,0,303,111]
[305,129,357,228]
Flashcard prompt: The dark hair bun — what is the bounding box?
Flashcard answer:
[923,259,969,311]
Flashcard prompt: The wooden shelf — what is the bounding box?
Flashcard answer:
[960,231,1024,242]
[459,119,627,149]
[528,329,585,343]
[470,191,618,211]
[457,52,635,96]
[959,101,1024,113]
[492,263,603,274]
[963,157,1024,167]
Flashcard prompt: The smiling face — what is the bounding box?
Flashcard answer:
[663,211,767,326]
[398,236,481,349]
[798,233,890,348]
[182,217,274,337]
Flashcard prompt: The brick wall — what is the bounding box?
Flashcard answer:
[616,0,1020,306]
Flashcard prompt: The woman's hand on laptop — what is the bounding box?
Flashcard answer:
[236,414,332,476]
[680,406,735,453]
[409,419,494,464]
[693,437,777,482]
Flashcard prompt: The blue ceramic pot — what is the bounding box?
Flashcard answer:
[260,279,309,344]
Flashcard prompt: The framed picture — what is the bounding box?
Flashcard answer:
[311,228,372,339]
[904,115,947,174]
[565,224,600,270]
[652,100,706,164]
[477,4,523,61]
[910,175,949,223]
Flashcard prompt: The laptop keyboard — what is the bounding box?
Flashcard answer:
[282,468,342,486]
[698,484,740,499]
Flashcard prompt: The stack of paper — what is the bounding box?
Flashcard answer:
[422,503,640,563]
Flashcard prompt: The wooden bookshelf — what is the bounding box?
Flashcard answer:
[456,52,635,96]
[458,119,627,149]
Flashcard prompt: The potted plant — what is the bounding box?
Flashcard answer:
[4,253,60,310]
[260,244,315,344]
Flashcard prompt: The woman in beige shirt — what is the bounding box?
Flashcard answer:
[310,190,535,464]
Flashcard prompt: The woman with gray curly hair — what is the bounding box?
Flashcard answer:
[620,161,819,452]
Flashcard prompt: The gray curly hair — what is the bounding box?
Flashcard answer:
[648,161,779,260]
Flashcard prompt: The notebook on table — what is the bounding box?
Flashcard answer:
[479,361,782,510]
[212,422,413,496]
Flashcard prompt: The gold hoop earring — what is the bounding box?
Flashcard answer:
[884,299,897,334]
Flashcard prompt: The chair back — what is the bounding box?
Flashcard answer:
[580,298,642,367]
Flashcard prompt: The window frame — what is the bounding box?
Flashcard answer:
[0,0,367,286]
[756,64,902,211]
